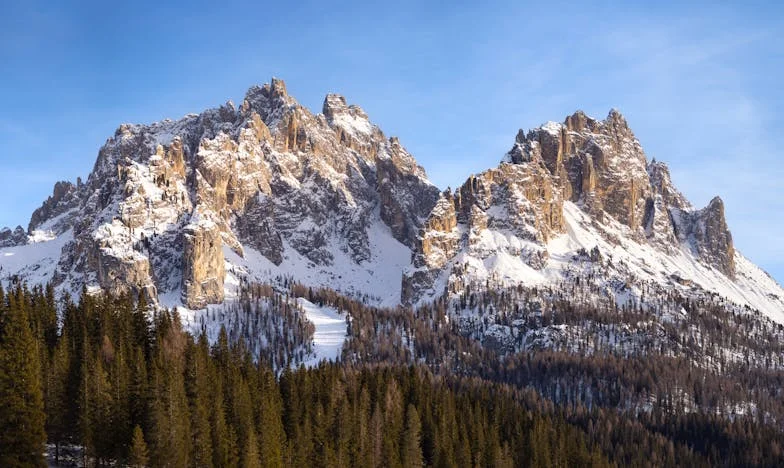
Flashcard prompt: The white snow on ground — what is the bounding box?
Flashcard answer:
[224,217,411,307]
[28,230,57,243]
[552,202,784,324]
[431,201,784,324]
[0,231,72,285]
[297,298,348,367]
[329,111,374,138]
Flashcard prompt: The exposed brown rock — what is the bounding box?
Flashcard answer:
[182,216,225,308]
[415,191,459,270]
[673,197,736,277]
[90,238,157,300]
[28,181,79,233]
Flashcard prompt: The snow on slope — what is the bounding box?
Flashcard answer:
[223,216,411,307]
[297,298,348,367]
[0,231,72,287]
[426,201,784,324]
[554,202,784,323]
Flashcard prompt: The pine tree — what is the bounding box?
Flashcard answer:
[45,334,70,465]
[242,427,261,468]
[211,377,237,468]
[0,286,47,467]
[402,404,424,468]
[133,292,151,358]
[129,425,149,468]
[149,312,190,467]
[255,365,284,468]
[185,335,214,467]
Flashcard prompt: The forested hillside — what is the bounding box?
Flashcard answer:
[1,284,783,467]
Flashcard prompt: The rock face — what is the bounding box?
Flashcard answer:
[29,180,80,234]
[1,90,777,319]
[672,197,735,277]
[404,109,740,305]
[0,226,26,248]
[505,110,651,231]
[182,216,225,308]
[8,78,438,308]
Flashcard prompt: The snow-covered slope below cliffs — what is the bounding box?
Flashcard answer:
[551,202,784,323]
[297,298,348,368]
[410,200,784,324]
[218,215,411,307]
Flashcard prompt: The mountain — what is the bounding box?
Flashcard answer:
[1,80,783,327]
[4,80,784,466]
[0,78,439,309]
[404,110,784,324]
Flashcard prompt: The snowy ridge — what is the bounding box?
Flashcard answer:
[407,109,784,325]
[0,87,782,353]
[0,230,72,287]
[411,198,784,324]
[0,78,439,310]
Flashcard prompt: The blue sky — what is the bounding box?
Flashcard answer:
[1,1,783,281]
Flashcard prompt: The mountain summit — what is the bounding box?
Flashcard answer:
[404,109,782,322]
[0,79,439,308]
[1,82,782,324]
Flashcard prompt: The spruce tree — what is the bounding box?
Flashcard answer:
[185,335,214,467]
[129,425,149,468]
[46,335,70,465]
[255,365,284,467]
[402,404,424,468]
[0,286,47,467]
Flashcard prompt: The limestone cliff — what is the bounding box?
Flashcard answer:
[405,109,741,305]
[10,78,439,308]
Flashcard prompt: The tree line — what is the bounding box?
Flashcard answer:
[0,283,609,467]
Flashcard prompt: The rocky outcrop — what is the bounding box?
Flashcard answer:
[12,78,438,308]
[672,197,736,277]
[506,110,651,232]
[235,194,283,265]
[405,109,740,304]
[92,245,156,300]
[404,156,565,304]
[182,215,225,308]
[647,160,689,210]
[377,137,440,247]
[28,180,80,233]
[415,191,459,270]
[0,226,26,248]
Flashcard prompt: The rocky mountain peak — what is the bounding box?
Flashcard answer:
[2,89,780,322]
[270,77,288,97]
[322,93,348,118]
[671,195,735,277]
[564,109,592,132]
[503,109,649,230]
[28,180,79,233]
[647,160,690,210]
[0,226,27,248]
[240,78,297,124]
[323,93,370,124]
[5,78,439,309]
[404,109,760,310]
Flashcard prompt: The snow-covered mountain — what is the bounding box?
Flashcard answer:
[403,110,784,324]
[1,83,783,327]
[0,78,439,308]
